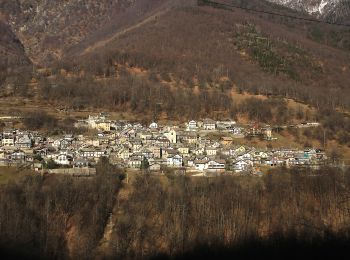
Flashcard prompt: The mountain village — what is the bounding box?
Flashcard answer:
[0,113,327,176]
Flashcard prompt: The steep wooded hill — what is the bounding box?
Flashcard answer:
[1,0,135,64]
[67,0,350,109]
[0,20,30,68]
[1,0,350,110]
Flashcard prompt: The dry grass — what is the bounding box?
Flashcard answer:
[0,166,34,185]
[0,96,138,122]
[232,133,303,150]
[230,89,267,104]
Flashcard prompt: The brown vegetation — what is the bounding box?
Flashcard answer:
[1,166,350,259]
[0,158,123,259]
[109,167,350,258]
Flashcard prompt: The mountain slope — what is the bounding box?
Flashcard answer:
[65,1,350,108]
[1,0,135,64]
[0,20,30,68]
[266,0,350,22]
[66,0,195,57]
[0,0,349,111]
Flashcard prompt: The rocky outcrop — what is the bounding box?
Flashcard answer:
[266,0,350,22]
[1,0,135,64]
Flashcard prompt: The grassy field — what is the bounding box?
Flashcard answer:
[0,96,138,122]
[231,134,302,149]
[0,166,35,185]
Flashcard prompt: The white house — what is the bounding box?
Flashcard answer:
[87,115,111,131]
[11,150,26,162]
[207,160,226,172]
[164,129,177,144]
[2,137,14,147]
[167,154,183,167]
[232,127,245,138]
[79,148,105,159]
[15,134,32,148]
[178,147,190,157]
[203,119,216,130]
[52,139,62,149]
[117,148,131,160]
[187,120,197,131]
[264,127,272,140]
[149,122,158,129]
[55,153,72,166]
[128,158,142,168]
[192,147,205,155]
[253,151,269,159]
[237,153,253,161]
[205,146,217,156]
[186,158,196,167]
[232,160,253,172]
[194,159,209,171]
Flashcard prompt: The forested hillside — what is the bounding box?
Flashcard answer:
[0,21,30,67]
[74,3,350,109]
[0,159,123,259]
[1,166,350,259]
[0,0,135,64]
[0,20,30,82]
[1,0,349,112]
[1,0,349,146]
[0,2,350,258]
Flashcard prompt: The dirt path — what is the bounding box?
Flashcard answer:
[96,177,135,257]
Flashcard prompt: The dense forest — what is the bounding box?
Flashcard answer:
[1,165,350,259]
[0,158,123,259]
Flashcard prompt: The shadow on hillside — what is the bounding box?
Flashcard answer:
[0,243,43,260]
[151,235,350,260]
[1,234,350,259]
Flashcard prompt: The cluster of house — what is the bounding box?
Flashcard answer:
[0,115,327,174]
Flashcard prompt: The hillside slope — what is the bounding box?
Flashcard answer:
[0,0,349,111]
[66,0,195,57]
[0,20,30,68]
[1,0,135,64]
[0,0,195,65]
[68,1,350,109]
